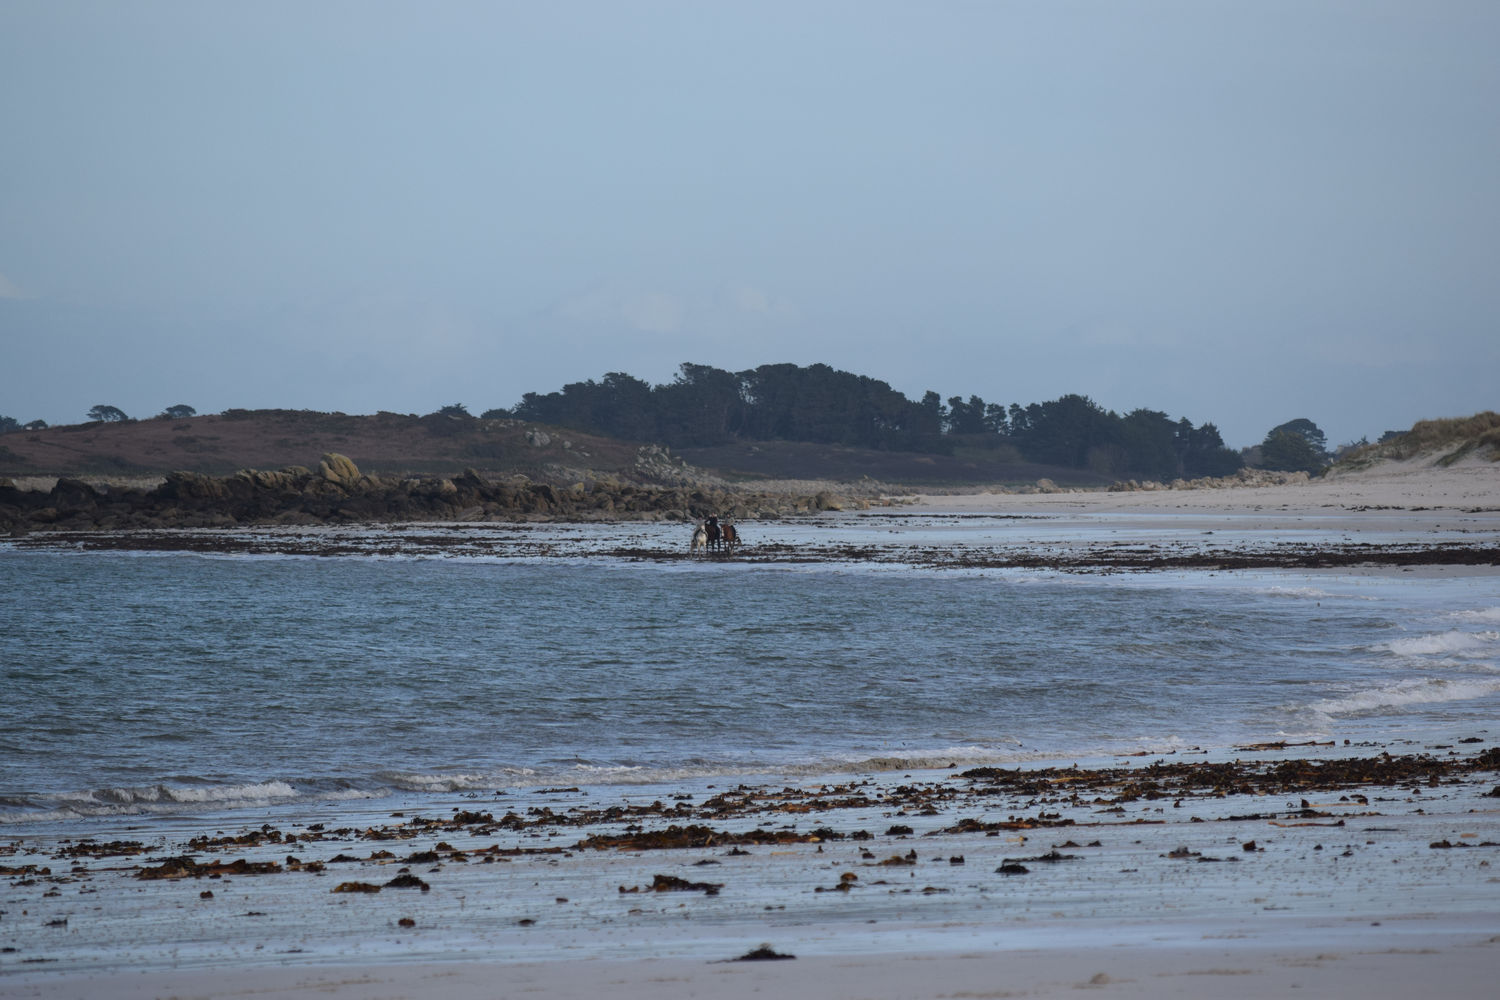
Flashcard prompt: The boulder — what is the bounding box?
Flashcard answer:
[49,478,100,510]
[317,453,361,486]
[159,470,230,502]
[303,477,352,498]
[455,468,488,489]
[814,491,846,511]
[235,468,301,492]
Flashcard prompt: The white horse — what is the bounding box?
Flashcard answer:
[690,523,708,556]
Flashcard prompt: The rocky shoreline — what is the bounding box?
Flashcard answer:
[0,451,1346,536]
[0,453,875,534]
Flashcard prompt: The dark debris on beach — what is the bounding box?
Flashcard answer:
[6,744,1500,973]
[7,748,1495,888]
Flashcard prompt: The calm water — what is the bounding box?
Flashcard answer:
[3,519,1499,824]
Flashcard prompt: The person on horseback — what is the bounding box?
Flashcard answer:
[704,514,722,551]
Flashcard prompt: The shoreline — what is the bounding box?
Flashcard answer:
[5,739,1499,995]
[5,452,1496,535]
[9,515,1497,572]
[5,457,1496,571]
[6,466,1498,998]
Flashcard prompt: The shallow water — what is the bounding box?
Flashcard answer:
[3,515,1498,824]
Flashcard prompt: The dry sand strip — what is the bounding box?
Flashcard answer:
[12,932,1500,1000]
[897,456,1500,523]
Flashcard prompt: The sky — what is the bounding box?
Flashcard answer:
[2,1,1496,450]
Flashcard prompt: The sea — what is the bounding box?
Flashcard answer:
[4,512,1499,829]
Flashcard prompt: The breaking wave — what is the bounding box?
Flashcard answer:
[1379,630,1499,659]
[0,780,385,825]
[1254,585,1375,602]
[1448,607,1500,624]
[1309,677,1500,719]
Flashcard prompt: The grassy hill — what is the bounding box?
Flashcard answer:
[1334,412,1500,472]
[0,408,1107,489]
[0,410,640,481]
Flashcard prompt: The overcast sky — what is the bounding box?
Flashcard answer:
[2,1,1496,449]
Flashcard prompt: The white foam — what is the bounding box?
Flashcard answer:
[0,779,391,825]
[93,780,301,805]
[1258,586,1339,600]
[380,770,529,792]
[567,763,646,778]
[1448,607,1500,624]
[1310,677,1500,718]
[1380,630,1499,658]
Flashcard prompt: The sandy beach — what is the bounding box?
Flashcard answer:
[7,735,1500,999]
[7,737,1500,999]
[5,458,1498,999]
[25,933,1500,1000]
[903,455,1499,523]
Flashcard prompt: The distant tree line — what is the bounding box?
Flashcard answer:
[0,403,199,435]
[1,379,1335,481]
[492,362,1246,481]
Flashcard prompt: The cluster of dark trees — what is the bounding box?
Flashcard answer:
[497,364,936,452]
[1007,394,1245,480]
[492,362,1247,481]
[1256,418,1330,474]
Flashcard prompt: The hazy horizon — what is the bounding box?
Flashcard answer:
[3,2,1496,450]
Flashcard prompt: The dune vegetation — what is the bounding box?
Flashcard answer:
[1339,412,1500,469]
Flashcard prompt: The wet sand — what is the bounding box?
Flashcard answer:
[22,935,1500,1000]
[5,740,1500,998]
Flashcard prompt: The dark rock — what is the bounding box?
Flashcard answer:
[383,873,431,890]
[729,945,795,962]
[50,478,99,511]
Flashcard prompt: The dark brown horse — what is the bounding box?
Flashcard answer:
[704,517,723,551]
